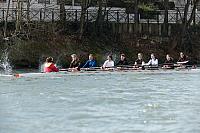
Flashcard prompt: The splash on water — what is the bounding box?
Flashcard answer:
[39,57,44,73]
[0,49,12,74]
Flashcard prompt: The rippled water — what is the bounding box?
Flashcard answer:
[0,70,200,133]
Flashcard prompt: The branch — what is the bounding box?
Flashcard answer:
[187,0,200,26]
[182,0,191,24]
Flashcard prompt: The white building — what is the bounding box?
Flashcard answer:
[0,0,199,23]
[0,0,59,9]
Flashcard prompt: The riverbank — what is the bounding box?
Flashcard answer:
[0,22,200,69]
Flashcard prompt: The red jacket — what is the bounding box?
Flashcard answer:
[44,63,59,73]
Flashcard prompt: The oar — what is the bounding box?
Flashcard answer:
[116,65,135,68]
[59,68,70,71]
[176,60,189,64]
[80,67,101,71]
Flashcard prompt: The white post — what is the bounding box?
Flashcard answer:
[72,0,74,8]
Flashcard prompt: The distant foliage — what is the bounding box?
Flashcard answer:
[138,3,156,12]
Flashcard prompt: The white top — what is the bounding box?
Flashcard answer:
[103,60,114,68]
[147,59,158,66]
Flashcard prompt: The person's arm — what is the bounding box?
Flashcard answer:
[82,60,89,68]
[134,62,137,65]
[51,64,59,72]
[134,59,138,65]
[102,60,107,68]
[116,61,120,66]
[142,61,145,66]
[69,61,73,68]
[74,61,81,71]
[91,60,97,67]
[155,59,158,66]
[177,57,181,62]
[111,61,115,67]
[76,62,81,68]
[146,59,151,65]
[125,60,129,65]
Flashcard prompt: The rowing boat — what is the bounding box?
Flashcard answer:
[6,67,197,78]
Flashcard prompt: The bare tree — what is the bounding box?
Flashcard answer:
[59,0,66,29]
[171,0,200,50]
[79,0,92,39]
[4,0,11,37]
[134,0,139,36]
[187,0,200,25]
[95,0,106,35]
[163,0,169,36]
[16,0,23,33]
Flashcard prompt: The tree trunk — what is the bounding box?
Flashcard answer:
[95,0,103,35]
[170,0,191,51]
[26,0,31,38]
[60,0,66,29]
[163,0,169,36]
[187,0,200,26]
[79,0,90,40]
[16,0,23,33]
[134,0,139,36]
[180,0,191,46]
[4,0,11,37]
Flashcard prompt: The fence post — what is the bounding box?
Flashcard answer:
[156,12,160,36]
[52,10,54,22]
[117,11,119,23]
[40,9,42,21]
[106,10,109,22]
[193,9,196,25]
[3,9,5,21]
[147,18,150,34]
[86,10,89,22]
[75,10,77,21]
[127,13,129,33]
[176,10,178,23]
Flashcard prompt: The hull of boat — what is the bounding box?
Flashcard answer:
[5,68,198,78]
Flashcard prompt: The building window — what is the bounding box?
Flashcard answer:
[38,0,50,4]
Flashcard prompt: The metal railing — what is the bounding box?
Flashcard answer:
[1,8,200,24]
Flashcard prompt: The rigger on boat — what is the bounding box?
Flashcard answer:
[45,52,197,73]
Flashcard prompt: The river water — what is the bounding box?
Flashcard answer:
[0,70,200,133]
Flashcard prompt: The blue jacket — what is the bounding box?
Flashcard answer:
[82,60,97,68]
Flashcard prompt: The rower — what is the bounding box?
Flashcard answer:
[163,54,174,69]
[116,53,128,66]
[134,53,145,66]
[146,53,158,67]
[177,52,188,62]
[82,54,97,68]
[69,54,81,71]
[102,55,114,69]
[176,52,189,68]
[43,57,59,73]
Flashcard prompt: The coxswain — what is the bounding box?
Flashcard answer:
[43,57,59,73]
